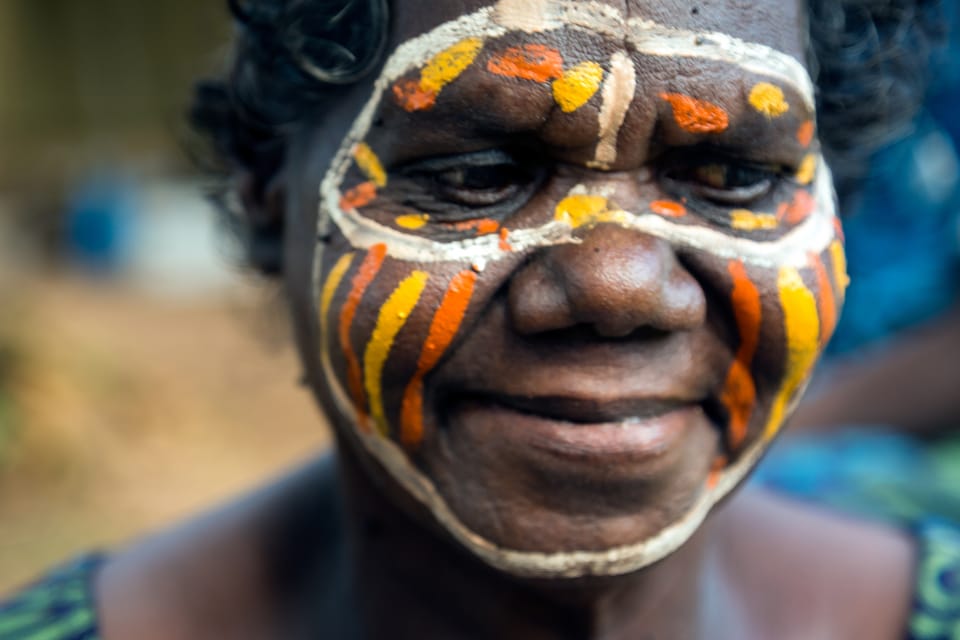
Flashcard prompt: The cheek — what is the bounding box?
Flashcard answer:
[316,241,485,448]
[719,233,848,451]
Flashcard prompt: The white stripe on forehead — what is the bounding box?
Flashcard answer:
[323,161,838,268]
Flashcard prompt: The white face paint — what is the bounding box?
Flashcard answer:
[313,0,840,579]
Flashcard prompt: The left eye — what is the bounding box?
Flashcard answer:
[401,150,542,209]
[662,160,779,206]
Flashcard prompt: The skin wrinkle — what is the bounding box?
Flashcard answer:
[310,0,842,579]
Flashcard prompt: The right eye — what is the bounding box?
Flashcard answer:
[399,150,544,216]
[662,160,780,207]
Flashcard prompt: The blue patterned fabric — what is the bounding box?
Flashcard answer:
[0,554,104,640]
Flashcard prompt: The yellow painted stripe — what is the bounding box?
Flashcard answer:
[320,253,355,338]
[795,154,816,186]
[553,61,604,113]
[763,267,821,440]
[829,240,850,302]
[363,271,430,437]
[353,142,387,188]
[420,37,484,94]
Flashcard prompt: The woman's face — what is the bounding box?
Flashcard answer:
[284,0,847,578]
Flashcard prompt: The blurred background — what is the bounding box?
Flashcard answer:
[0,0,327,591]
[1,0,959,598]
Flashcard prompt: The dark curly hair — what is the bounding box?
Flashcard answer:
[190,0,948,275]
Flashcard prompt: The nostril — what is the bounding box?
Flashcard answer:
[508,226,708,337]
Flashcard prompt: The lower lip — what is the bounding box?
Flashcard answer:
[448,399,705,471]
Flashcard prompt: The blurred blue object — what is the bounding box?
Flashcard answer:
[827,8,960,356]
[64,171,138,273]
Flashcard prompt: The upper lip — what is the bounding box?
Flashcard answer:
[464,393,701,424]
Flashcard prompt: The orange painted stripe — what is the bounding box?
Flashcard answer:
[339,244,388,424]
[720,260,762,451]
[499,227,513,251]
[400,270,478,448]
[487,44,564,82]
[660,93,729,134]
[340,181,378,210]
[809,252,838,349]
[707,454,728,490]
[650,200,687,218]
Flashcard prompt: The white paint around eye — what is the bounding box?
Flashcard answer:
[325,159,838,269]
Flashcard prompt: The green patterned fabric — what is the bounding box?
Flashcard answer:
[0,555,103,640]
[2,523,959,638]
[910,522,960,640]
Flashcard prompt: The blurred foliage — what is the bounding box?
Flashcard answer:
[0,0,230,192]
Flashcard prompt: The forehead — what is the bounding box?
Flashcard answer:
[390,0,807,61]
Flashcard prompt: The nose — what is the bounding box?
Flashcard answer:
[507,225,707,337]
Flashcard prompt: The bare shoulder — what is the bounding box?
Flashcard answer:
[713,488,915,640]
[95,456,345,640]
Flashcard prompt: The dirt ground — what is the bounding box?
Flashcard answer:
[0,273,329,592]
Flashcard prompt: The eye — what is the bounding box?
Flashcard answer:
[662,157,781,207]
[400,150,543,211]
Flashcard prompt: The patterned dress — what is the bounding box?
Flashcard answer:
[1,535,959,639]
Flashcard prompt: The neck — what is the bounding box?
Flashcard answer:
[333,443,725,640]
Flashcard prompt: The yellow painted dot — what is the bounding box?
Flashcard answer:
[731,209,779,231]
[796,154,817,185]
[555,194,608,227]
[353,142,387,188]
[552,61,604,113]
[419,38,484,95]
[396,214,430,230]
[749,82,789,118]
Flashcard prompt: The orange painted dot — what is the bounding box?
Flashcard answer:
[660,93,729,134]
[442,218,501,235]
[487,44,564,83]
[778,189,814,225]
[650,200,687,218]
[499,227,513,251]
[393,78,438,112]
[340,181,378,210]
[797,120,815,148]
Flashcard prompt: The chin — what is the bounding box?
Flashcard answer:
[337,386,776,579]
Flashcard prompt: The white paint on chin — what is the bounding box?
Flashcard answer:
[318,331,770,578]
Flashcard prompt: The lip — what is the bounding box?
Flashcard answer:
[445,393,709,473]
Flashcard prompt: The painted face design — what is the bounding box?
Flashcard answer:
[312,0,848,578]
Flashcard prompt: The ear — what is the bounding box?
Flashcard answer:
[236,171,287,275]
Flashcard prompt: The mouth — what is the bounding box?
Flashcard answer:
[442,392,721,474]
